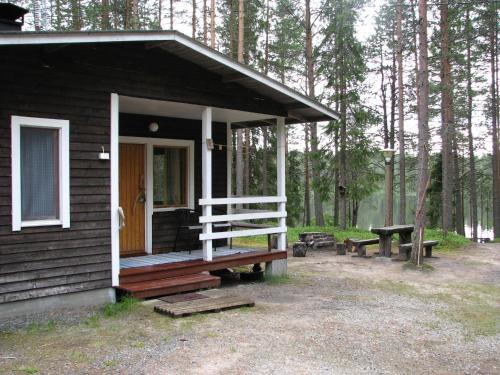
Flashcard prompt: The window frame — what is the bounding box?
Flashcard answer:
[11,116,70,231]
[152,145,189,210]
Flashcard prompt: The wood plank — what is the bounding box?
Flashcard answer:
[154,295,255,318]
[118,273,221,299]
[159,292,209,303]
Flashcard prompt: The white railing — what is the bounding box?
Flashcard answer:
[198,195,287,241]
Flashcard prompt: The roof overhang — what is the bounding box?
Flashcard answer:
[0,30,339,124]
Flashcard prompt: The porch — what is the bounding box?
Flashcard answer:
[117,247,287,298]
[112,94,289,289]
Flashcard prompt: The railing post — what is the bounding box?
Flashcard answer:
[276,117,287,250]
[202,107,213,261]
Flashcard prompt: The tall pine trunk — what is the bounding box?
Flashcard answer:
[235,0,245,203]
[440,0,454,234]
[411,0,430,265]
[466,8,478,241]
[396,0,406,224]
[489,5,500,238]
[203,0,208,44]
[192,0,196,38]
[304,124,311,226]
[101,0,110,30]
[305,0,324,226]
[211,0,216,48]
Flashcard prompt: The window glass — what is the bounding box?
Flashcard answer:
[20,127,59,220]
[153,146,187,208]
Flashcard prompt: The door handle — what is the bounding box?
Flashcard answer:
[118,206,125,230]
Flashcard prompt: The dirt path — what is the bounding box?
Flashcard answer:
[1,243,499,374]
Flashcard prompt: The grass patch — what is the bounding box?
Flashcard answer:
[233,225,470,253]
[101,296,138,318]
[25,320,56,334]
[424,228,470,252]
[265,274,291,285]
[18,366,39,374]
[402,262,435,272]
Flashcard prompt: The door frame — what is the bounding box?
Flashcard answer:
[118,136,195,257]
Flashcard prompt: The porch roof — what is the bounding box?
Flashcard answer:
[0,30,339,125]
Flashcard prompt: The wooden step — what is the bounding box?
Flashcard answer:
[117,273,221,299]
[119,250,287,284]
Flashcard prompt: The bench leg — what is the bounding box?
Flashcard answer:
[379,235,392,257]
[358,245,366,257]
[424,246,432,258]
[398,247,410,261]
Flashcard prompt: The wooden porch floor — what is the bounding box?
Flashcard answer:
[120,246,257,269]
[117,248,287,298]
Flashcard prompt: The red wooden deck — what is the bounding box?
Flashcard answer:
[117,250,287,298]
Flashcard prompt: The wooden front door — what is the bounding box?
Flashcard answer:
[119,143,146,256]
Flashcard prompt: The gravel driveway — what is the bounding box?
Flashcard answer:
[1,243,499,374]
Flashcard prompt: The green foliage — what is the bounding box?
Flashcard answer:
[101,296,138,318]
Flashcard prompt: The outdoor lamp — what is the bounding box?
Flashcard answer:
[382,148,395,164]
[149,122,159,132]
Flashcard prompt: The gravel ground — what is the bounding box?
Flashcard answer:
[1,243,499,375]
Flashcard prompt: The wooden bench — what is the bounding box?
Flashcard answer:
[350,238,379,257]
[398,240,439,260]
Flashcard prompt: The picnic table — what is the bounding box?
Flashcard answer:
[371,224,414,257]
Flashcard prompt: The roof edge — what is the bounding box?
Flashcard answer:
[0,30,339,122]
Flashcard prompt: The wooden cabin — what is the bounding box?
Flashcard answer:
[0,26,338,318]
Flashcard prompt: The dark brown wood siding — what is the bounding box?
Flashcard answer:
[0,42,281,304]
[120,114,227,252]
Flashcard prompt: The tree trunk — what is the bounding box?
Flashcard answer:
[333,126,339,227]
[237,0,244,62]
[211,0,216,48]
[489,5,500,238]
[158,0,162,29]
[440,0,454,234]
[305,0,324,226]
[454,138,465,235]
[71,0,82,30]
[203,0,208,44]
[262,0,270,196]
[396,0,406,224]
[411,0,430,265]
[351,200,359,227]
[32,0,41,31]
[170,0,174,29]
[235,0,244,204]
[466,8,478,241]
[228,0,234,57]
[304,124,311,226]
[101,0,110,30]
[192,0,196,38]
[388,32,396,227]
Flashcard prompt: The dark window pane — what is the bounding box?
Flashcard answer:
[153,146,187,208]
[20,127,59,220]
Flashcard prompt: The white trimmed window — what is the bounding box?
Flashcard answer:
[11,116,70,231]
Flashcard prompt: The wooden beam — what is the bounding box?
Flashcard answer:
[199,195,286,206]
[199,211,287,223]
[199,226,287,241]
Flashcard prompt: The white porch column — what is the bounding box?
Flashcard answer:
[276,117,287,250]
[202,107,213,261]
[226,121,232,215]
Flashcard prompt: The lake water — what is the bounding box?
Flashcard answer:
[356,190,494,240]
